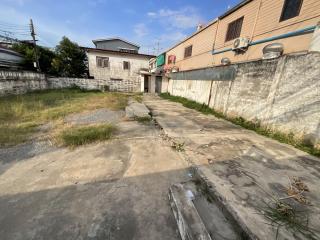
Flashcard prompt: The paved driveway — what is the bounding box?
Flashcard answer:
[0,120,188,240]
[144,95,320,240]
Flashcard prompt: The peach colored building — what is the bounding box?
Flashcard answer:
[165,0,320,72]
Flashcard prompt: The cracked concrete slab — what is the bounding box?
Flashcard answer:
[0,109,188,240]
[145,95,320,240]
[125,101,150,119]
[65,108,125,125]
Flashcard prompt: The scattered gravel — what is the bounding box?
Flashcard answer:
[0,140,58,164]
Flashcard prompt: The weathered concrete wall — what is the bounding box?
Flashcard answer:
[47,77,106,91]
[310,22,320,52]
[0,70,143,96]
[168,52,320,146]
[0,70,108,96]
[0,71,47,96]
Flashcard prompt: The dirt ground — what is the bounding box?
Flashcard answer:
[0,107,189,240]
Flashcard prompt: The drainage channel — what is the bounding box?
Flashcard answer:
[169,180,249,240]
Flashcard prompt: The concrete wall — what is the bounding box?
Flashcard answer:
[165,0,320,70]
[87,51,151,92]
[47,77,106,91]
[0,71,47,96]
[0,71,114,96]
[168,52,320,146]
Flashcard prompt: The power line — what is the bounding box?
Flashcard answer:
[0,20,29,28]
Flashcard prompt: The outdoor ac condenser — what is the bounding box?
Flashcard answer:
[232,37,250,51]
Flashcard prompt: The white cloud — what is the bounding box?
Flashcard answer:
[147,6,203,30]
[147,12,156,17]
[134,23,148,38]
[160,31,187,43]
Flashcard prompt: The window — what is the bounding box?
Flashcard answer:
[280,0,303,22]
[225,17,244,42]
[184,45,193,58]
[96,56,102,67]
[123,61,130,70]
[103,58,109,68]
[168,55,176,64]
[96,56,109,68]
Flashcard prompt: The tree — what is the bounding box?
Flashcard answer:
[12,43,56,73]
[52,37,88,77]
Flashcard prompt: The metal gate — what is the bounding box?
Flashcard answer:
[155,76,162,93]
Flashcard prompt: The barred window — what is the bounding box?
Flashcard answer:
[225,17,244,42]
[102,58,109,68]
[184,45,193,58]
[96,56,102,67]
[96,56,109,68]
[280,0,303,22]
[123,61,130,70]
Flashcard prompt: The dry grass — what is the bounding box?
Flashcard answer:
[0,88,129,146]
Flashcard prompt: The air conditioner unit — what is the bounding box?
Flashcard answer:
[232,37,250,51]
[171,66,179,73]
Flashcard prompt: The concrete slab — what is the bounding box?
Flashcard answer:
[169,183,212,240]
[65,108,125,125]
[126,101,150,119]
[169,181,241,240]
[145,95,320,240]
[0,111,188,240]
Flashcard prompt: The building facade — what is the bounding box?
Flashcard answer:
[164,0,320,72]
[86,38,154,92]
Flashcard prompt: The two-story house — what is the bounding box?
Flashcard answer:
[85,37,155,92]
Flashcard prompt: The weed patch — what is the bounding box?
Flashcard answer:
[134,116,152,124]
[171,141,185,152]
[160,93,320,157]
[59,124,116,147]
[0,89,131,146]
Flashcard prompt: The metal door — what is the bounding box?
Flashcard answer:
[155,76,162,93]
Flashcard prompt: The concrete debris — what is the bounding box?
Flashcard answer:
[125,100,150,119]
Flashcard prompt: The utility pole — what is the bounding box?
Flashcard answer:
[156,41,161,55]
[30,19,41,72]
[153,40,161,55]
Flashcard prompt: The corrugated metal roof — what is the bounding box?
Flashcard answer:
[84,47,155,58]
[0,47,23,57]
[92,37,140,48]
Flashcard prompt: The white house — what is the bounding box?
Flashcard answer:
[85,37,155,92]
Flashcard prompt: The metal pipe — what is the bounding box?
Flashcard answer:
[250,25,316,46]
[212,25,316,55]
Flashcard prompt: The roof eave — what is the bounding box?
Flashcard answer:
[218,0,253,19]
[83,47,155,58]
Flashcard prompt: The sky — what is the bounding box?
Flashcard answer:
[0,0,241,54]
